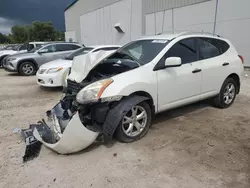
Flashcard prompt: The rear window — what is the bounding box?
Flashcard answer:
[198,38,230,60]
[56,44,81,52]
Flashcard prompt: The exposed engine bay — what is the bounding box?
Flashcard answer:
[22,50,143,157]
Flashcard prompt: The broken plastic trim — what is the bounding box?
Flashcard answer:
[21,123,51,162]
[33,103,100,154]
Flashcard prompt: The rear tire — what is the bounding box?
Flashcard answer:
[18,62,36,76]
[115,101,152,143]
[213,78,237,108]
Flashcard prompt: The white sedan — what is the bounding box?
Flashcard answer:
[36,45,120,87]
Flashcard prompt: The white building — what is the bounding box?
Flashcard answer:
[65,0,250,67]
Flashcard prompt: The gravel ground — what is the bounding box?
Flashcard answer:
[0,69,250,188]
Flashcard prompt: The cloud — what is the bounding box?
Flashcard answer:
[0,17,18,34]
[0,0,75,31]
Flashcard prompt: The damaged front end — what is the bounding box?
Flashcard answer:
[24,50,142,155]
[33,102,100,154]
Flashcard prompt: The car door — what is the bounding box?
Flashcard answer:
[197,38,231,98]
[37,44,57,66]
[156,38,202,112]
[55,44,81,59]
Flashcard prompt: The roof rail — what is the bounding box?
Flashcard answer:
[177,31,221,38]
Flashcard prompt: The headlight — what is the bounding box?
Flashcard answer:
[8,58,16,61]
[47,67,63,74]
[76,78,113,104]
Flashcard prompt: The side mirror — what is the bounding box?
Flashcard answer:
[38,49,48,54]
[165,57,182,68]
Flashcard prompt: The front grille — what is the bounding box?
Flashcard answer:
[67,79,82,94]
[39,69,47,74]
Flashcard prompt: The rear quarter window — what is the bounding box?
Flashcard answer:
[198,38,230,60]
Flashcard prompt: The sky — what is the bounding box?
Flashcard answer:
[0,0,76,34]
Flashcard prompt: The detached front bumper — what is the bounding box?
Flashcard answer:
[33,103,99,154]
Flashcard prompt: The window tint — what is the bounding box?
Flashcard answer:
[43,45,57,53]
[19,44,28,51]
[27,44,35,51]
[164,38,198,64]
[198,38,230,60]
[56,44,81,52]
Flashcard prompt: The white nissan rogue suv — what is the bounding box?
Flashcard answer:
[33,32,244,154]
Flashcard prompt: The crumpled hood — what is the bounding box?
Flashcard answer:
[68,50,115,83]
[40,58,72,69]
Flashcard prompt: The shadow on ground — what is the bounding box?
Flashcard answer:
[153,100,211,125]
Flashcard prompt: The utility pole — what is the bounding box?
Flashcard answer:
[213,0,219,35]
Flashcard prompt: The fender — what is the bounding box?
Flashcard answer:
[17,58,38,70]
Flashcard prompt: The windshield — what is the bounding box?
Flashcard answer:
[28,45,46,53]
[117,39,169,65]
[28,46,41,53]
[64,47,94,60]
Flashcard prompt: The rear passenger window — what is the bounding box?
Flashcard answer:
[165,38,198,64]
[198,38,230,60]
[56,44,80,52]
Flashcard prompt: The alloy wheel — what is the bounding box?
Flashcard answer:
[22,64,34,75]
[223,83,235,105]
[122,105,148,137]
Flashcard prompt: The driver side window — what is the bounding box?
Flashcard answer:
[158,38,198,67]
[165,38,197,64]
[42,45,57,53]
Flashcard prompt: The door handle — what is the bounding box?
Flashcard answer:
[192,69,202,73]
[222,62,229,66]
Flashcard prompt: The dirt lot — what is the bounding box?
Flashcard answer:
[0,69,250,188]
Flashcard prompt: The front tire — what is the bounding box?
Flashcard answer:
[18,62,36,76]
[213,78,237,108]
[115,101,152,143]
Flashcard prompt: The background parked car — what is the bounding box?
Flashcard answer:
[0,42,47,67]
[3,42,83,76]
[36,45,120,87]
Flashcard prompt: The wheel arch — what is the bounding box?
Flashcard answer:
[226,73,240,94]
[17,59,38,72]
[0,55,9,65]
[128,91,155,115]
[0,54,9,60]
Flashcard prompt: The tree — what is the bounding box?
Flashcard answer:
[0,33,9,43]
[10,21,64,43]
[11,25,29,43]
[56,31,65,41]
[29,21,57,41]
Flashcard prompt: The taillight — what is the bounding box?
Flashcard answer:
[238,55,244,64]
